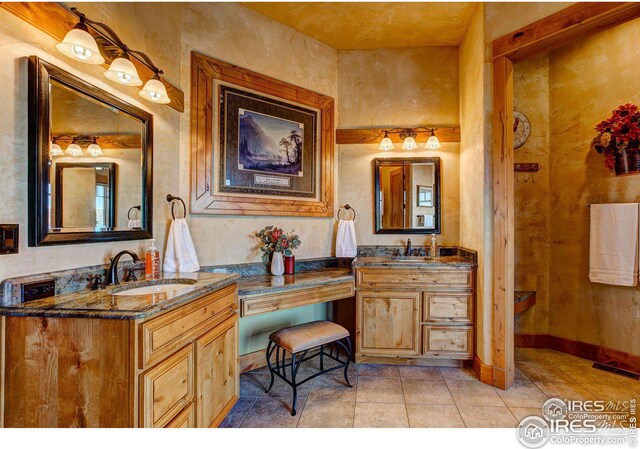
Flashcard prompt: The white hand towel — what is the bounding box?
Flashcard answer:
[163,218,200,273]
[589,203,639,286]
[336,219,357,258]
[127,219,141,229]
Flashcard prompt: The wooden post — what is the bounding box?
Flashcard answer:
[491,56,515,390]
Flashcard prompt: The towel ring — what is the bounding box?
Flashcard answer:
[127,205,141,220]
[166,194,187,219]
[337,204,356,220]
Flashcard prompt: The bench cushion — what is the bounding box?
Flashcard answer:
[269,320,349,353]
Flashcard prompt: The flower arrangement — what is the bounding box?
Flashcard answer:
[255,226,301,262]
[594,103,640,173]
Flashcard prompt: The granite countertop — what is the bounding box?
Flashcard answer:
[237,267,354,297]
[352,255,476,268]
[0,272,240,320]
[515,290,536,303]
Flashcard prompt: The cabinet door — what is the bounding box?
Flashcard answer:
[139,344,194,428]
[195,314,239,428]
[356,290,420,356]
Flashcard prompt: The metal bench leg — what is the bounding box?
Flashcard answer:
[340,337,353,388]
[291,353,298,416]
[319,344,324,371]
[265,341,275,393]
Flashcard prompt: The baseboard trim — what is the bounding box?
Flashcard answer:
[240,348,267,373]
[515,333,640,374]
[473,355,494,386]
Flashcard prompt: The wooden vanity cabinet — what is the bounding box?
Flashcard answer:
[1,283,239,428]
[355,267,475,364]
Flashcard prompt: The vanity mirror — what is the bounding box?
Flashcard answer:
[28,56,153,246]
[374,158,441,234]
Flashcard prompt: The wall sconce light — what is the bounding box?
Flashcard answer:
[50,141,64,157]
[56,7,169,105]
[379,128,442,151]
[378,130,394,151]
[65,141,84,157]
[86,137,104,156]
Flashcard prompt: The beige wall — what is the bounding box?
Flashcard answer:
[513,54,551,335]
[0,3,182,281]
[548,18,640,355]
[179,3,339,265]
[338,47,460,247]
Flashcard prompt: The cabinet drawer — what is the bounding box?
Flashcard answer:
[140,344,194,428]
[422,326,473,359]
[423,293,473,323]
[139,284,237,368]
[165,403,195,428]
[357,268,472,289]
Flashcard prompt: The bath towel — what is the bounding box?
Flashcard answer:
[589,203,639,286]
[336,219,357,258]
[163,218,200,272]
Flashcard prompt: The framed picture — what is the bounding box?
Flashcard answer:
[190,52,335,217]
[219,86,317,198]
[417,185,433,207]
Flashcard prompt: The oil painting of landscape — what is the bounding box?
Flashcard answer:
[238,109,304,176]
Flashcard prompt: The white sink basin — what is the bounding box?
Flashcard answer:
[113,281,196,296]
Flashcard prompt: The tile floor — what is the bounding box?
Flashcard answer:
[221,348,640,428]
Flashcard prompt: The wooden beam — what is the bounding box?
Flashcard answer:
[491,56,515,390]
[492,2,640,62]
[336,127,460,145]
[53,134,142,149]
[0,2,184,112]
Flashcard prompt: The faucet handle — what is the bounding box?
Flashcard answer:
[123,268,138,283]
[87,274,105,290]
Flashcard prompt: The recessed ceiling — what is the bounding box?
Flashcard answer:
[241,2,478,49]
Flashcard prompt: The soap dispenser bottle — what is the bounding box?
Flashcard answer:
[145,239,160,278]
[430,234,438,259]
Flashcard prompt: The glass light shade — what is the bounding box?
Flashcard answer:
[426,134,442,150]
[139,77,170,104]
[65,143,84,156]
[50,143,64,156]
[104,57,142,86]
[379,136,394,151]
[87,143,104,156]
[56,28,105,65]
[402,136,417,150]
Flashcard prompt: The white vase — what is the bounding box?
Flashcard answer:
[270,251,285,276]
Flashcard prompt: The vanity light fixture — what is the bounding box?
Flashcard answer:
[65,142,84,157]
[378,128,443,152]
[378,130,394,151]
[104,53,142,86]
[50,142,64,157]
[425,129,442,149]
[86,138,104,156]
[55,17,105,65]
[56,8,170,105]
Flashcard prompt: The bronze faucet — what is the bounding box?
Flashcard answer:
[106,250,141,285]
[405,239,412,256]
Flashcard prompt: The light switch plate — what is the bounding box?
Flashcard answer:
[0,224,19,254]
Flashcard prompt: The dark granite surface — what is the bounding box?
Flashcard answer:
[0,272,239,319]
[356,245,477,263]
[237,268,354,296]
[201,257,339,277]
[352,255,476,268]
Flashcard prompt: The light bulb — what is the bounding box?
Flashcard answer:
[139,76,170,104]
[104,56,142,86]
[87,143,103,156]
[426,130,442,150]
[56,24,104,65]
[402,136,417,151]
[50,143,64,156]
[378,131,394,151]
[65,143,84,156]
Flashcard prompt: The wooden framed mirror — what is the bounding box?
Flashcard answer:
[374,157,441,234]
[28,56,153,246]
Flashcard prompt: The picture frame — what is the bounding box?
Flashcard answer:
[190,52,335,217]
[417,185,433,207]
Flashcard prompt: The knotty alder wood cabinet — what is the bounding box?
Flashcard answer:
[1,284,239,428]
[355,266,475,364]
